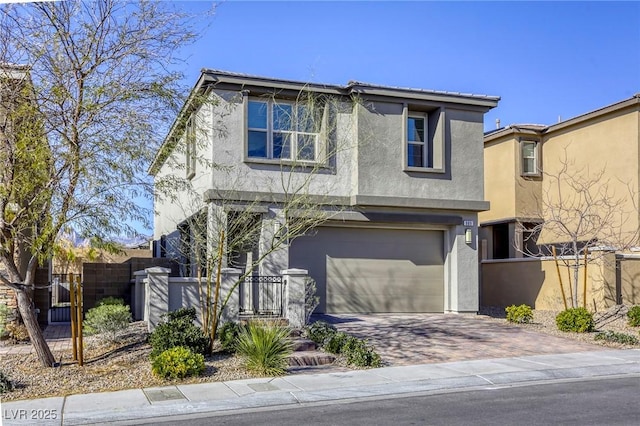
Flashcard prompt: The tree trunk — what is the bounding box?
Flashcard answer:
[573,253,580,308]
[15,287,56,367]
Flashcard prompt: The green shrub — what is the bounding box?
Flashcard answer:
[149,310,210,359]
[235,321,293,376]
[305,321,337,345]
[0,303,8,338]
[165,307,198,323]
[151,346,205,379]
[627,306,640,327]
[505,304,533,324]
[555,307,595,333]
[594,330,639,345]
[342,337,382,368]
[84,303,131,342]
[95,296,125,307]
[304,321,382,367]
[323,331,348,354]
[0,371,14,394]
[218,321,242,352]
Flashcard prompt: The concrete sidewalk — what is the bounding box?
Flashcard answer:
[2,349,640,426]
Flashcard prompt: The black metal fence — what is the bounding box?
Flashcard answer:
[49,274,80,323]
[240,276,284,317]
[50,274,75,305]
[49,305,71,322]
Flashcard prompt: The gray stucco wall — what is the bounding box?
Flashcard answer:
[355,103,486,203]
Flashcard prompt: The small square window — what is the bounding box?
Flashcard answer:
[248,131,267,158]
[248,101,268,129]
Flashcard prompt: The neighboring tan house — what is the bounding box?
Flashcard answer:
[480,94,640,310]
[480,94,640,259]
[150,69,499,315]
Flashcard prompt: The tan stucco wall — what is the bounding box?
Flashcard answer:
[515,175,541,218]
[480,138,516,223]
[618,257,640,305]
[481,257,602,311]
[540,110,640,244]
[481,252,640,311]
[483,107,640,248]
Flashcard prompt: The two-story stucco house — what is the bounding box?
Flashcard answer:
[479,94,640,309]
[480,94,640,260]
[150,69,499,315]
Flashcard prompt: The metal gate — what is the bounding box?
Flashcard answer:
[48,274,77,323]
[239,276,284,317]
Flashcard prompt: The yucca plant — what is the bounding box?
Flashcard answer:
[235,321,293,376]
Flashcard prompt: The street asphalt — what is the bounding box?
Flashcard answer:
[2,349,639,426]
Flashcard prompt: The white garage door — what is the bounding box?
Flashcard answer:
[289,226,444,313]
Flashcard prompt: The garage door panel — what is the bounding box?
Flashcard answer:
[329,294,442,314]
[289,226,444,313]
[327,257,443,313]
[304,228,443,265]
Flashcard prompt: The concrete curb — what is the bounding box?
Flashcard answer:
[2,349,640,425]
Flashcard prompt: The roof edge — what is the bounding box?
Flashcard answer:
[202,68,500,105]
[546,93,640,133]
[484,94,640,144]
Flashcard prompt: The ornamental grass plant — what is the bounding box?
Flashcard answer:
[235,321,293,376]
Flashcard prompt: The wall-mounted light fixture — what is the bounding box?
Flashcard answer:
[465,228,473,244]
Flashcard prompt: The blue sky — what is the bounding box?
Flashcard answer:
[179,1,640,131]
[133,1,639,235]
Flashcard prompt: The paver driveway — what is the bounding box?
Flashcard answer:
[314,313,605,366]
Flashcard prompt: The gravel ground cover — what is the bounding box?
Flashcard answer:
[1,305,639,402]
[479,305,640,348]
[0,322,252,402]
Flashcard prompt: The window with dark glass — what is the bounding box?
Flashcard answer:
[407,115,427,168]
[247,100,320,162]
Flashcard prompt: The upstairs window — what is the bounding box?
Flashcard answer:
[247,99,320,162]
[407,114,427,168]
[404,107,444,172]
[521,140,539,176]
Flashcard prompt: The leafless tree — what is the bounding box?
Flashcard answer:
[519,151,638,307]
[0,0,206,367]
[155,90,360,344]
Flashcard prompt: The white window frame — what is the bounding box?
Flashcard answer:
[246,99,320,163]
[402,105,445,173]
[407,113,428,168]
[521,140,539,176]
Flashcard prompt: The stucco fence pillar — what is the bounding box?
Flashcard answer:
[219,268,242,325]
[281,268,309,329]
[143,267,170,332]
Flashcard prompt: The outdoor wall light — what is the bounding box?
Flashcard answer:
[465,228,473,244]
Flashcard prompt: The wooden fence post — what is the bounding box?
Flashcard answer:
[76,275,84,366]
[69,273,78,361]
[583,249,588,309]
[552,247,569,310]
